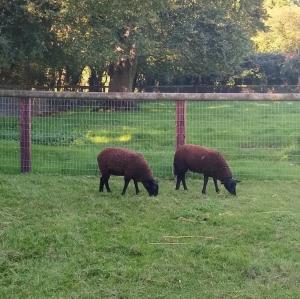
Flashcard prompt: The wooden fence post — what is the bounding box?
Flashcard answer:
[19,98,32,172]
[176,100,186,149]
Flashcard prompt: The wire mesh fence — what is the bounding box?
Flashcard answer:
[187,101,300,179]
[0,91,300,179]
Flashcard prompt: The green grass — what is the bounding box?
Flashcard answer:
[0,174,299,298]
[0,101,300,178]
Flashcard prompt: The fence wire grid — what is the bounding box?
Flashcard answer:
[0,94,300,179]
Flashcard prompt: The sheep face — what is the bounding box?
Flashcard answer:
[142,179,159,196]
[223,178,238,195]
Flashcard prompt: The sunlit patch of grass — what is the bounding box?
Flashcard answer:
[85,130,132,144]
[116,134,131,142]
[87,135,111,144]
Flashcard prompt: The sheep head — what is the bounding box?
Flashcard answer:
[222,178,240,195]
[142,179,159,197]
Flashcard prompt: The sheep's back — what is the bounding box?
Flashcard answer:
[97,147,132,175]
[97,147,153,181]
[125,157,153,181]
[175,144,232,179]
[175,144,213,173]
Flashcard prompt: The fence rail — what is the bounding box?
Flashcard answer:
[1,90,300,179]
[143,84,300,93]
[1,89,300,101]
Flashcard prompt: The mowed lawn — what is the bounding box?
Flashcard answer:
[0,174,299,298]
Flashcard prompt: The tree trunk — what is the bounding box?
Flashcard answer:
[89,67,101,91]
[108,58,137,92]
[107,45,138,110]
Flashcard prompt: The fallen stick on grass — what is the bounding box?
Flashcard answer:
[163,235,216,240]
[148,242,191,245]
[254,210,295,214]
[177,216,197,222]
[149,235,216,245]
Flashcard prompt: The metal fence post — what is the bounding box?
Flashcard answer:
[176,100,186,149]
[19,97,32,172]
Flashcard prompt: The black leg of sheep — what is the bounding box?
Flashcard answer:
[176,173,188,190]
[175,175,181,190]
[213,178,220,193]
[104,175,111,192]
[99,176,105,192]
[202,175,209,194]
[122,177,130,195]
[99,175,111,192]
[182,174,188,190]
[134,180,140,194]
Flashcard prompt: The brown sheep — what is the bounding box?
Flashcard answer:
[97,147,158,196]
[173,144,240,195]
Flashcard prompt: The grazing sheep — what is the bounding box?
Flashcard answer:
[97,147,158,196]
[174,144,240,195]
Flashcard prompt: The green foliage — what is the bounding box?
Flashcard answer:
[0,175,299,298]
[232,53,285,85]
[254,4,300,54]
[0,0,266,86]
[0,0,66,84]
[281,55,300,84]
[264,0,300,8]
[139,0,266,81]
[218,52,300,86]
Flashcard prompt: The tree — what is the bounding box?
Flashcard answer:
[1,0,266,90]
[42,0,263,91]
[0,0,67,85]
[282,54,300,85]
[253,2,300,84]
[159,1,265,77]
[264,0,300,8]
[253,3,300,53]
[228,53,285,85]
[135,0,266,87]
[54,0,168,91]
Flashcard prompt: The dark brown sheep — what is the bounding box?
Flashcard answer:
[174,144,240,195]
[97,147,158,196]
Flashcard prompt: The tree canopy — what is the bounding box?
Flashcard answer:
[0,0,267,89]
[253,4,300,54]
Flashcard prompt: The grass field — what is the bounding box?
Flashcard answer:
[0,100,300,178]
[0,174,299,298]
[0,99,300,297]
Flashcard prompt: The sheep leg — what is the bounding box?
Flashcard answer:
[104,175,111,192]
[175,175,181,189]
[99,176,105,192]
[213,178,220,193]
[176,174,184,189]
[182,174,188,190]
[134,180,140,194]
[202,175,209,194]
[121,177,130,195]
[176,173,187,190]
